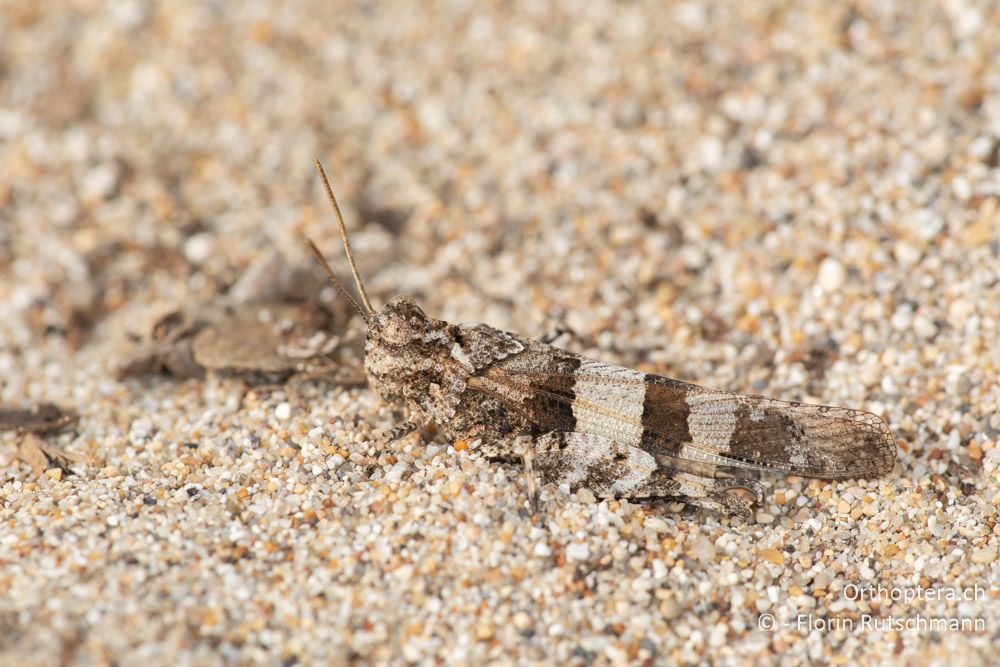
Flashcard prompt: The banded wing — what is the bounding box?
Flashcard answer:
[471,356,896,479]
[529,431,765,515]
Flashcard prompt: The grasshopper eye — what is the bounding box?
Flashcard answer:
[382,317,415,346]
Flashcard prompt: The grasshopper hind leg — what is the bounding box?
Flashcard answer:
[529,431,764,516]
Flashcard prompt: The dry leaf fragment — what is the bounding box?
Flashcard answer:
[118,251,364,384]
[0,403,78,434]
[16,434,50,475]
[192,302,341,376]
[116,309,208,380]
[16,433,91,476]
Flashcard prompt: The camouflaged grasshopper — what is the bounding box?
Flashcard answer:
[306,161,896,515]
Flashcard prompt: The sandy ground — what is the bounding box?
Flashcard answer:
[2,1,999,665]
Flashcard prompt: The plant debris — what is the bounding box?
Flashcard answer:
[117,251,366,385]
[16,433,91,476]
[191,301,359,381]
[0,403,78,434]
[116,309,209,380]
[0,403,88,475]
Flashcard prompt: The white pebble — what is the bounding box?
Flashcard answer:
[274,403,291,420]
[818,257,846,292]
[952,176,972,200]
[914,211,945,239]
[893,241,922,266]
[512,612,533,631]
[971,546,996,564]
[890,304,914,332]
[385,462,408,482]
[913,315,938,339]
[698,136,725,171]
[565,543,590,562]
[690,536,716,562]
[80,162,119,201]
[644,516,670,533]
[184,232,214,264]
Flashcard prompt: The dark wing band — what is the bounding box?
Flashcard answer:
[473,366,896,479]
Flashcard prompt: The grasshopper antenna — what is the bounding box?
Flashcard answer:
[313,159,376,318]
[304,238,370,323]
